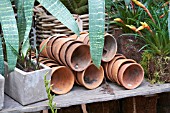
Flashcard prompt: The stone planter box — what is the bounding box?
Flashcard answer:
[4,62,52,105]
[0,74,4,110]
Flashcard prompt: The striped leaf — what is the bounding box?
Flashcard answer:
[0,36,4,75]
[88,0,105,67]
[21,0,35,57]
[37,0,80,35]
[16,0,26,45]
[0,0,19,72]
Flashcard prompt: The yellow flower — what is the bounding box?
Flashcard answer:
[114,18,124,23]
[140,22,150,30]
[132,0,145,8]
[126,25,137,31]
[136,26,144,32]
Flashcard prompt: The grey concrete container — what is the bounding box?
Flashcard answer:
[0,74,4,110]
[4,62,51,105]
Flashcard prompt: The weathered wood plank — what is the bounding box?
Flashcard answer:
[1,80,170,113]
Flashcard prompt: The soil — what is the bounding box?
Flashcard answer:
[84,76,97,84]
[117,35,144,63]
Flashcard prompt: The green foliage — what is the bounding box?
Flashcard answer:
[0,36,4,75]
[88,0,105,68]
[0,0,19,72]
[60,0,88,15]
[0,0,80,72]
[44,73,57,113]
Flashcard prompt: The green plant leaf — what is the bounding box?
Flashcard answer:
[0,36,4,75]
[88,0,105,67]
[0,0,19,72]
[37,0,80,35]
[16,0,26,45]
[21,0,35,57]
[124,0,131,6]
[168,4,170,40]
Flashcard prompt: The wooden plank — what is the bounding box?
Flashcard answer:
[1,80,170,113]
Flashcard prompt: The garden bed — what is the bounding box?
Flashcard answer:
[1,79,170,113]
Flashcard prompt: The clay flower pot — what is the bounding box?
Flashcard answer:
[102,33,117,62]
[101,62,111,81]
[107,54,126,82]
[65,43,91,72]
[44,62,60,68]
[52,38,75,65]
[51,66,75,94]
[76,64,104,89]
[76,33,89,44]
[39,39,49,57]
[59,40,82,66]
[46,36,58,60]
[112,59,136,85]
[118,63,144,89]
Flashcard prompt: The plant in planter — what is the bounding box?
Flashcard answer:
[0,0,80,105]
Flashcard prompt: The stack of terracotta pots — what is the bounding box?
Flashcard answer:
[39,32,144,94]
[102,53,144,89]
[39,33,106,94]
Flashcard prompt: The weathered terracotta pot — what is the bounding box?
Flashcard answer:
[102,33,117,62]
[40,59,56,64]
[101,62,110,81]
[51,66,75,94]
[65,43,91,72]
[52,38,75,65]
[107,54,126,82]
[59,40,82,66]
[76,64,104,89]
[112,59,136,85]
[39,39,49,57]
[77,33,89,44]
[118,63,144,89]
[46,36,58,60]
[46,34,68,60]
[44,62,60,67]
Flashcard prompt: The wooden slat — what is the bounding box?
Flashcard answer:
[1,80,170,113]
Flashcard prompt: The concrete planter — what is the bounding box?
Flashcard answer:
[0,74,4,110]
[4,62,52,105]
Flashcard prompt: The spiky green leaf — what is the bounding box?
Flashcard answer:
[0,36,4,75]
[0,0,19,72]
[21,0,35,57]
[88,0,105,67]
[17,0,26,45]
[37,0,80,35]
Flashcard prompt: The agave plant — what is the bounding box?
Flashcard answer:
[0,0,80,74]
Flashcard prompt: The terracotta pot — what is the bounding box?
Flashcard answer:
[76,33,89,44]
[59,40,82,67]
[39,39,49,57]
[46,36,58,60]
[73,71,81,85]
[38,57,50,62]
[76,64,104,89]
[118,63,144,89]
[66,43,91,72]
[50,66,75,94]
[44,62,60,68]
[40,59,57,64]
[107,54,126,82]
[101,62,111,81]
[102,33,117,62]
[112,59,136,85]
[52,38,75,65]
